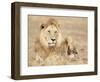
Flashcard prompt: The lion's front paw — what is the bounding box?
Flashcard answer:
[69,54,75,59]
[67,46,79,60]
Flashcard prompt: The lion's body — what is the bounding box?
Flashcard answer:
[32,18,79,66]
[33,39,68,65]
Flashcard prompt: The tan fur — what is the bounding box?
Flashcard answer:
[33,18,79,66]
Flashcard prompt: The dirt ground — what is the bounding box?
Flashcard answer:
[28,15,88,66]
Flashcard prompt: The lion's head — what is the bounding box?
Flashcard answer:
[39,18,62,48]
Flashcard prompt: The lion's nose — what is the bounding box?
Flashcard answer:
[51,39,55,41]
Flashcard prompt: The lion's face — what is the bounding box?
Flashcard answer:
[39,19,62,48]
[42,25,58,47]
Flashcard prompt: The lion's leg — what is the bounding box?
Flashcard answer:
[67,46,78,59]
[66,37,79,60]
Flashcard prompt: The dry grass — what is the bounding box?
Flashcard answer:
[28,15,88,66]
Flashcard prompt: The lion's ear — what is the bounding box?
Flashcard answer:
[40,24,45,30]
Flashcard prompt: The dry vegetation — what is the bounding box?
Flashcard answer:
[28,15,88,66]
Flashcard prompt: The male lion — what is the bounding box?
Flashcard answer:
[33,18,79,66]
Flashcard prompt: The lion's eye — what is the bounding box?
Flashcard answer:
[55,31,57,33]
[48,30,50,33]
